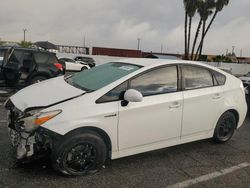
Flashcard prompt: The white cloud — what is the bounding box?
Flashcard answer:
[0,0,250,55]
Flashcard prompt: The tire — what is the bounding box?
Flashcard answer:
[51,131,107,176]
[81,66,88,71]
[30,76,47,84]
[213,111,236,143]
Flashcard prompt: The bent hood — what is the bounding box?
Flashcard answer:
[10,76,85,111]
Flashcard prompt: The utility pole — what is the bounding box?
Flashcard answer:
[137,38,141,50]
[161,44,163,53]
[232,46,235,55]
[83,35,86,47]
[23,29,27,42]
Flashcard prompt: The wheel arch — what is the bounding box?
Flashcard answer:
[63,126,112,159]
[227,109,239,128]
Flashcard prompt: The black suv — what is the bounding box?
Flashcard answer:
[0,47,64,88]
[74,56,95,67]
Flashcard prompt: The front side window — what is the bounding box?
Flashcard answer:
[96,81,128,103]
[67,62,141,91]
[182,65,213,90]
[130,66,178,96]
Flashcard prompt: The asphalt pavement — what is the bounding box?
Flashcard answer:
[0,103,250,188]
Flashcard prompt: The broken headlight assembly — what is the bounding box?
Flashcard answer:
[20,110,62,132]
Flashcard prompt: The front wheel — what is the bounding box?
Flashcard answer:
[213,112,236,143]
[51,132,107,176]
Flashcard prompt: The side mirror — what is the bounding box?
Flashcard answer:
[124,89,143,103]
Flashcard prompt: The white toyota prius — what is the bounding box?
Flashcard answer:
[5,58,247,176]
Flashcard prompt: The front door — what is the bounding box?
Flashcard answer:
[118,65,183,150]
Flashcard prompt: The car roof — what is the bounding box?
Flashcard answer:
[0,46,54,54]
[114,58,228,75]
[115,58,206,67]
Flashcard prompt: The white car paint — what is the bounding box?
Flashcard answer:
[60,58,90,71]
[8,58,247,160]
[65,60,90,71]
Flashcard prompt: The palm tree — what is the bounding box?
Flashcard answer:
[183,0,198,59]
[184,0,188,59]
[195,0,215,60]
[187,0,198,59]
[196,0,229,59]
[190,0,203,60]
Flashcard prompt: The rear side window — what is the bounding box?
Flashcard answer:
[130,66,178,96]
[213,71,226,85]
[182,65,213,90]
[48,54,58,64]
[34,53,49,64]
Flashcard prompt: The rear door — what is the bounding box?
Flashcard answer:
[181,65,224,137]
[3,49,23,84]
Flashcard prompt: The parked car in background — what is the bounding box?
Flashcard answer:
[0,47,63,88]
[5,59,247,176]
[74,56,95,67]
[239,72,250,87]
[59,58,90,72]
[218,67,233,74]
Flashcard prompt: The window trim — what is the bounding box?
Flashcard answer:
[96,64,181,104]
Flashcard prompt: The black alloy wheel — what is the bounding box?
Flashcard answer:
[213,112,236,143]
[63,143,97,174]
[51,132,107,176]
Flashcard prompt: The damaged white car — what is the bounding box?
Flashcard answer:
[5,58,247,176]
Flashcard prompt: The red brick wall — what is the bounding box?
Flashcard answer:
[92,47,142,58]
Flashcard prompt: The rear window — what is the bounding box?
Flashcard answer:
[213,71,226,85]
[67,62,141,91]
[34,53,49,64]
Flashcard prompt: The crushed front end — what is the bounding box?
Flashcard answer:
[5,99,61,161]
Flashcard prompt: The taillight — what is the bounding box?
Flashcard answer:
[54,63,63,71]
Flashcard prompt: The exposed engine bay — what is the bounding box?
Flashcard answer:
[5,100,60,161]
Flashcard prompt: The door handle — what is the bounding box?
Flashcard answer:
[169,102,181,109]
[212,93,221,99]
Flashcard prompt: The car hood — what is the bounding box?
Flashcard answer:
[10,76,85,111]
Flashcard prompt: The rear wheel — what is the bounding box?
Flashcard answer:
[51,132,107,176]
[213,112,236,143]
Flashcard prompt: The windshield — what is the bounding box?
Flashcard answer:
[67,62,141,91]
